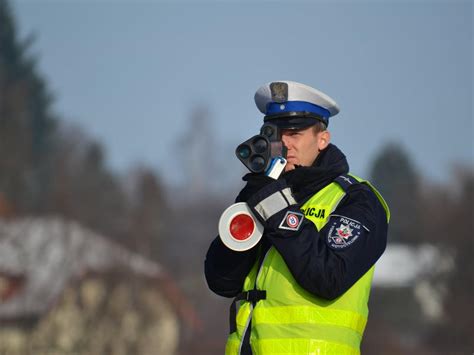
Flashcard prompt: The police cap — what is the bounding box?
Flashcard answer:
[254,81,340,129]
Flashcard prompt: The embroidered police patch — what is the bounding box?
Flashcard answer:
[279,211,304,231]
[326,215,367,249]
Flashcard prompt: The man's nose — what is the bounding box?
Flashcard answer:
[281,135,290,149]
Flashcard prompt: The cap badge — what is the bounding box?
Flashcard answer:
[270,82,288,103]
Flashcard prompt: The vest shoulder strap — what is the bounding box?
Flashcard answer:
[336,173,391,223]
[333,174,360,192]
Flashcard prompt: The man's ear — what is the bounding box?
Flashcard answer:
[317,130,331,151]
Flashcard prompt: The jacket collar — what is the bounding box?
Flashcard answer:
[282,144,349,202]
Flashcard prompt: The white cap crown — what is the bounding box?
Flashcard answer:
[254,81,340,121]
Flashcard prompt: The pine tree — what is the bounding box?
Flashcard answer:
[0,0,57,214]
[369,142,421,243]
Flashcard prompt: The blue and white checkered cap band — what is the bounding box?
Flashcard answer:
[266,101,330,118]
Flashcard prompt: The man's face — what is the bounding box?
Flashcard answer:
[281,126,330,172]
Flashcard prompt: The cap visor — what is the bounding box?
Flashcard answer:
[264,116,322,130]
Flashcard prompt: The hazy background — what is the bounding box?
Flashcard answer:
[14,0,473,187]
[1,0,473,354]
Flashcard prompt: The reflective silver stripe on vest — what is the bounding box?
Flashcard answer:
[237,303,253,355]
[254,188,296,220]
[238,249,271,354]
[281,187,297,205]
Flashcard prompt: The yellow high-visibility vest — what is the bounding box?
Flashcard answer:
[226,175,390,355]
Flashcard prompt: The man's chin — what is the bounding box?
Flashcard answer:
[284,163,296,172]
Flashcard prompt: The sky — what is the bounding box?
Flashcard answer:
[12,0,473,189]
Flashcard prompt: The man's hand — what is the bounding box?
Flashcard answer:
[235,173,275,203]
[245,178,299,227]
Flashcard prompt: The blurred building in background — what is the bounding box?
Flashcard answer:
[0,218,200,355]
[365,243,455,354]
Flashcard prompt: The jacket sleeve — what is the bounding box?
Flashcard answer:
[204,236,259,298]
[266,183,388,300]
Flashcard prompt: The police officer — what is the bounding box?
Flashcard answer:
[205,81,390,355]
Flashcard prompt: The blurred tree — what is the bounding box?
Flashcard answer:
[369,142,422,243]
[47,125,130,243]
[72,141,128,238]
[425,168,474,354]
[176,104,216,197]
[128,167,166,260]
[0,0,57,214]
[0,0,138,248]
